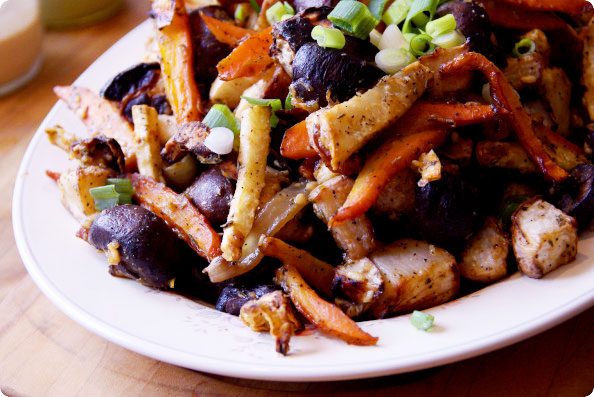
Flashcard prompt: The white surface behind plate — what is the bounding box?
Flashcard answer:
[12,20,594,381]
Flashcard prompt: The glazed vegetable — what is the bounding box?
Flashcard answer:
[481,2,566,31]
[54,86,137,169]
[221,106,271,262]
[487,0,590,15]
[132,105,165,183]
[88,204,182,288]
[216,26,274,81]
[280,120,316,159]
[441,52,568,182]
[199,12,252,45]
[185,167,235,226]
[333,129,448,224]
[152,0,203,122]
[308,62,432,171]
[275,264,378,345]
[128,173,222,260]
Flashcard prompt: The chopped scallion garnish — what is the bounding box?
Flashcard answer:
[106,178,133,194]
[375,47,415,74]
[409,33,435,56]
[382,0,411,26]
[512,38,536,58]
[402,0,439,34]
[266,1,295,25]
[285,93,294,110]
[368,0,389,20]
[203,104,241,136]
[425,13,456,37]
[411,310,434,331]
[89,183,131,211]
[328,1,379,40]
[378,23,408,50]
[234,4,248,23]
[241,96,282,127]
[248,0,261,13]
[431,29,465,48]
[311,25,346,49]
[499,195,530,228]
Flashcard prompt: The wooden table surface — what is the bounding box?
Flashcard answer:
[0,1,592,395]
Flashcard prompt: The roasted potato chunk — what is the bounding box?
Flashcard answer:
[332,257,383,317]
[511,198,578,278]
[369,239,460,318]
[460,217,510,283]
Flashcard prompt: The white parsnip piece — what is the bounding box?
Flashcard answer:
[221,106,271,261]
[156,114,178,145]
[45,125,76,152]
[209,75,260,109]
[132,105,165,183]
[57,166,115,228]
[307,62,433,170]
[511,198,578,279]
[542,68,571,137]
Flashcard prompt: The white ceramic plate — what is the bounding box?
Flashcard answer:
[12,20,594,382]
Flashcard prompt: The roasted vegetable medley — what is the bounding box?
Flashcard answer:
[46,0,594,354]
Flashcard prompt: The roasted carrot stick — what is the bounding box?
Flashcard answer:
[487,0,591,15]
[404,102,507,128]
[217,26,274,81]
[275,265,378,346]
[200,13,253,46]
[333,129,448,224]
[482,2,567,31]
[128,173,222,260]
[152,0,203,122]
[280,121,318,159]
[441,52,568,183]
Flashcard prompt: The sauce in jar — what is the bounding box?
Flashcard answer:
[0,0,43,96]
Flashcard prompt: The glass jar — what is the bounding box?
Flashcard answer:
[40,0,124,29]
[0,0,43,97]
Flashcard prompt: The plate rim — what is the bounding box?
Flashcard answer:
[11,19,594,382]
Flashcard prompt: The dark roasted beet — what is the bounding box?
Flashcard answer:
[293,0,338,13]
[189,6,233,97]
[88,205,182,288]
[556,164,594,229]
[436,0,495,60]
[121,92,173,123]
[215,284,278,315]
[291,38,384,109]
[101,62,161,101]
[411,173,483,248]
[185,167,235,227]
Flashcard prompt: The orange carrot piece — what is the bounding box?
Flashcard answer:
[275,265,378,346]
[333,129,448,224]
[482,2,568,30]
[260,237,335,297]
[405,102,507,128]
[153,0,203,122]
[487,0,591,15]
[217,26,274,81]
[440,52,568,183]
[280,121,318,159]
[200,13,253,46]
[128,173,222,260]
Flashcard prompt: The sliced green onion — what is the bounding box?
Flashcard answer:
[378,23,408,50]
[409,33,435,56]
[382,0,411,26]
[369,28,382,47]
[425,13,456,37]
[280,13,293,21]
[106,178,133,194]
[368,0,388,20]
[248,0,261,13]
[203,104,241,136]
[431,30,466,48]
[266,1,294,25]
[403,32,416,42]
[512,38,536,58]
[375,47,415,74]
[284,93,294,110]
[411,310,434,331]
[328,1,379,40]
[241,96,283,111]
[234,4,248,23]
[402,0,439,34]
[283,1,295,14]
[90,185,120,210]
[311,25,346,49]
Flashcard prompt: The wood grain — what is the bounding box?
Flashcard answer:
[0,1,592,395]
